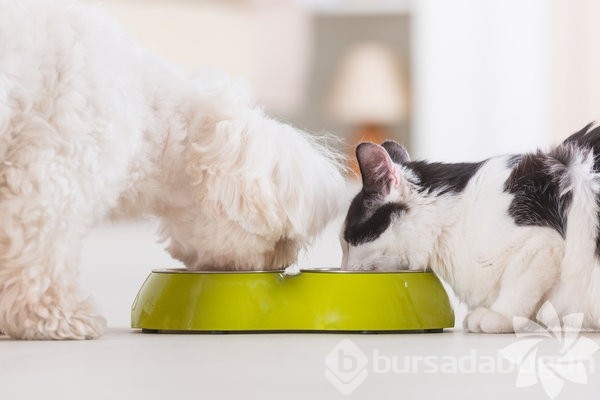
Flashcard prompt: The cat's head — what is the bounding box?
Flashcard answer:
[340,140,416,271]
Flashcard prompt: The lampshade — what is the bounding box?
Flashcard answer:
[327,42,408,125]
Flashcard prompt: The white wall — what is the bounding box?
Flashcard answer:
[549,0,600,142]
[85,0,312,116]
[411,0,551,162]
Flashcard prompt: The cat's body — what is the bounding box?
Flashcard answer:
[341,124,600,333]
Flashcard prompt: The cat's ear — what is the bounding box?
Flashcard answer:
[381,140,410,164]
[356,142,400,193]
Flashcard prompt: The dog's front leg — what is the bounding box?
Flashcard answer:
[0,160,106,339]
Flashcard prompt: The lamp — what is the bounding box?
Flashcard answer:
[326,42,408,176]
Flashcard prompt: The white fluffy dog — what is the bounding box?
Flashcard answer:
[0,0,345,339]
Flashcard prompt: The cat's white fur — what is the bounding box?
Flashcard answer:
[342,143,600,333]
[0,0,344,339]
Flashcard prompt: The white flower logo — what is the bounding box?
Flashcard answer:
[500,301,599,399]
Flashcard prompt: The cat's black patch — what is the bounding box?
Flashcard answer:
[407,161,485,195]
[343,190,408,246]
[506,154,522,168]
[504,151,572,237]
[596,197,600,259]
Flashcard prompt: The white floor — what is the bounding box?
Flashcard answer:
[1,220,600,400]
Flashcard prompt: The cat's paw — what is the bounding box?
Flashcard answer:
[0,297,106,340]
[464,308,514,333]
[464,307,488,333]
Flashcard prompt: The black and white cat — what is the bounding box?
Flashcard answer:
[340,123,600,333]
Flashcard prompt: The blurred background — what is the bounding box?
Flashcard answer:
[79,0,600,327]
[86,0,600,162]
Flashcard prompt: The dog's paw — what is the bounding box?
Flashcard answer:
[464,307,513,334]
[1,298,106,340]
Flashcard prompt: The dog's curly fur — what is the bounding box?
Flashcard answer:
[0,0,345,339]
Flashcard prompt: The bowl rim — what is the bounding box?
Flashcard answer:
[150,267,428,275]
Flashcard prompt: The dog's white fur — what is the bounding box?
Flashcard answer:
[0,0,345,339]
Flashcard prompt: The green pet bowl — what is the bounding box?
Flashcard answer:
[131,269,454,333]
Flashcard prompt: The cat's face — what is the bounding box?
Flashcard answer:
[340,141,413,271]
